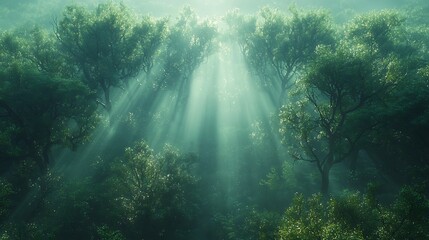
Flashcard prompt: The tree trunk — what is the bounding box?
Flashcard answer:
[321,163,331,196]
[103,86,112,111]
[99,82,112,111]
[322,141,334,195]
[40,145,51,174]
[278,88,287,107]
[349,149,359,172]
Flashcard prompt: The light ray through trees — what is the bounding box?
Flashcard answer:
[141,40,283,201]
[50,38,288,204]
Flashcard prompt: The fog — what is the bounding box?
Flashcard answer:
[1,0,428,239]
[0,0,412,28]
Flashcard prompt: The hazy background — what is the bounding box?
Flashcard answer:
[0,0,412,29]
[1,0,428,239]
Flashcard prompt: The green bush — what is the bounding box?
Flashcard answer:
[278,187,429,240]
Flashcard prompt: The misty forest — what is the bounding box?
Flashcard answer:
[1,0,429,239]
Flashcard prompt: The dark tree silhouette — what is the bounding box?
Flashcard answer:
[55,3,166,110]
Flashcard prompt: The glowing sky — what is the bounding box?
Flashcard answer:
[0,0,410,28]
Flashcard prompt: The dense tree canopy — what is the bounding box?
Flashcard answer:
[55,2,166,110]
[157,7,217,96]
[0,28,98,173]
[279,8,429,194]
[227,7,335,104]
[0,2,428,240]
[0,69,97,171]
[280,43,385,194]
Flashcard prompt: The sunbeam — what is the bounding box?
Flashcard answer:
[2,1,429,239]
[137,39,284,204]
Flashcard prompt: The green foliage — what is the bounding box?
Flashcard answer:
[335,8,429,186]
[0,28,99,174]
[360,61,429,184]
[0,66,98,170]
[1,3,429,240]
[215,204,281,240]
[260,162,303,193]
[227,7,335,102]
[0,222,48,240]
[279,187,429,240]
[0,140,200,239]
[387,186,429,239]
[279,193,325,239]
[279,43,383,193]
[56,2,166,110]
[157,7,217,90]
[0,31,21,53]
[0,32,26,69]
[0,25,73,77]
[347,10,405,55]
[96,225,125,240]
[0,179,13,220]
[40,177,94,239]
[224,9,257,46]
[108,141,200,239]
[24,27,76,78]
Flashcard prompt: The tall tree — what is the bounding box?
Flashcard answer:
[157,7,217,99]
[344,10,429,185]
[346,10,404,57]
[360,63,429,185]
[25,27,77,78]
[279,44,388,194]
[227,7,335,104]
[55,3,166,110]
[0,28,99,173]
[0,67,98,172]
[111,141,199,239]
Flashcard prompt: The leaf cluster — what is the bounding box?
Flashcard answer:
[279,187,429,240]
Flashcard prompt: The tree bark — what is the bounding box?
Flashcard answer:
[102,84,112,111]
[349,149,359,172]
[40,144,51,174]
[321,163,331,196]
[322,139,334,195]
[278,88,287,107]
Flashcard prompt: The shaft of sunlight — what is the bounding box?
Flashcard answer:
[144,40,283,204]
